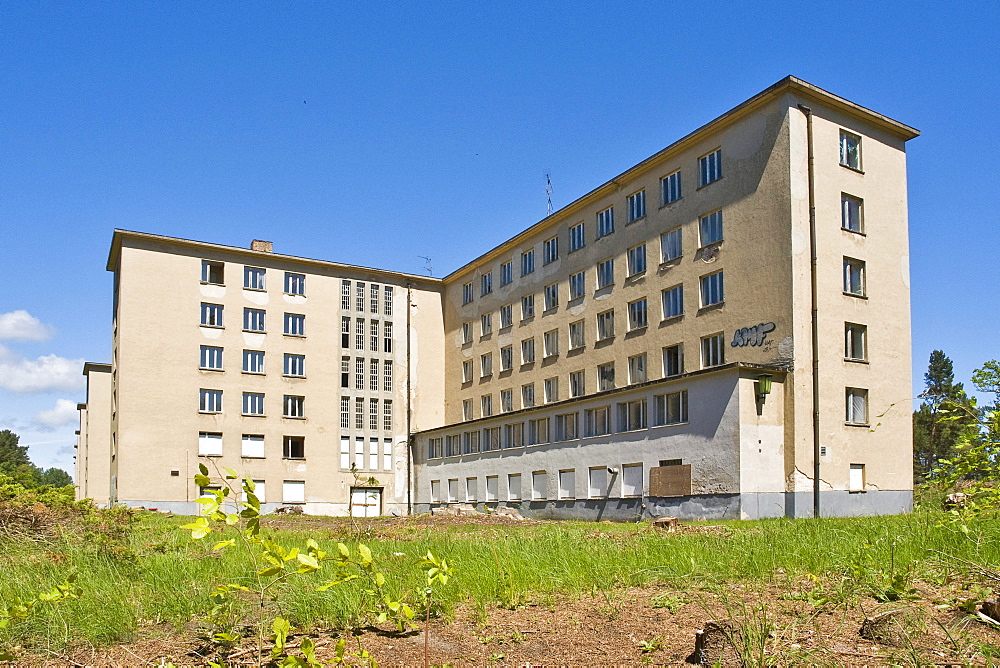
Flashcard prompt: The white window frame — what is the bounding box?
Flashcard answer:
[242,392,265,416]
[654,390,688,426]
[662,284,684,319]
[521,249,535,276]
[521,338,535,364]
[626,244,646,277]
[568,222,585,252]
[282,480,305,504]
[568,320,585,351]
[500,260,513,286]
[500,345,513,372]
[201,260,224,285]
[699,210,723,246]
[844,257,866,296]
[543,376,558,403]
[521,383,535,409]
[283,353,305,377]
[627,298,648,331]
[198,431,223,456]
[244,266,266,290]
[243,349,265,374]
[597,362,615,392]
[462,282,474,305]
[627,353,647,384]
[481,313,493,337]
[284,313,305,336]
[521,294,535,320]
[283,395,305,418]
[845,323,867,361]
[200,345,223,371]
[242,434,265,458]
[626,190,646,223]
[700,271,724,308]
[701,333,725,368]
[543,283,559,311]
[569,271,585,301]
[543,236,559,265]
[569,370,585,398]
[661,170,682,205]
[597,258,614,289]
[201,303,223,328]
[661,226,682,262]
[243,307,264,332]
[596,206,615,238]
[597,309,615,341]
[846,388,869,425]
[699,148,722,187]
[662,344,684,377]
[841,194,864,234]
[558,469,576,499]
[284,272,305,295]
[200,389,223,413]
[480,352,493,377]
[840,131,861,170]
[462,359,474,383]
[499,304,513,329]
[481,272,493,296]
[621,463,643,497]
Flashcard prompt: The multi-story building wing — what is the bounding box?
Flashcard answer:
[79,76,917,520]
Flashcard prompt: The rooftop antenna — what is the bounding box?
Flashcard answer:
[419,256,433,277]
[545,170,553,216]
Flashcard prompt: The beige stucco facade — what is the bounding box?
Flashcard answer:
[75,363,112,506]
[79,76,917,520]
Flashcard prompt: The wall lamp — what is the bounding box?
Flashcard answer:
[756,374,773,404]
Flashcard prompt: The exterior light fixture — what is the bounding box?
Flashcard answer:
[756,374,773,406]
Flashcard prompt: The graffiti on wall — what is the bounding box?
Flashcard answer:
[731,322,776,348]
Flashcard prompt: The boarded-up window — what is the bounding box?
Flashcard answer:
[649,464,692,497]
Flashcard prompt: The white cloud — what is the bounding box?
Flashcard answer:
[0,344,85,393]
[34,399,79,428]
[0,310,54,341]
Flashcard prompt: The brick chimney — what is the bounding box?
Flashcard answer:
[250,240,273,253]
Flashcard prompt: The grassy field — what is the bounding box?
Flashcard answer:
[2,499,999,664]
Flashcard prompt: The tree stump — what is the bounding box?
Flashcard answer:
[859,610,906,647]
[688,619,742,666]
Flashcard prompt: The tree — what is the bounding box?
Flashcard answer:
[0,430,73,488]
[913,351,975,480]
[971,359,1000,441]
[39,467,73,488]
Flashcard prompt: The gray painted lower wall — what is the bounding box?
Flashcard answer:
[416,489,912,522]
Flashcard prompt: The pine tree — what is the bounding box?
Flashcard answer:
[912,350,973,479]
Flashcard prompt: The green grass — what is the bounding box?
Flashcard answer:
[2,507,999,652]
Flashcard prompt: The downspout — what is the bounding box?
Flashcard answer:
[405,281,413,516]
[798,103,821,519]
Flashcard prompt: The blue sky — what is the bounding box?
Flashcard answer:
[1,1,997,474]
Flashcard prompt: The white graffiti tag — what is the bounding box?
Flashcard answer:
[731,322,776,347]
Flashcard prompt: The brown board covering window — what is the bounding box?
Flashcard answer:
[649,464,692,497]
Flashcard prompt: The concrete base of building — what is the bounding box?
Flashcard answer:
[416,489,913,522]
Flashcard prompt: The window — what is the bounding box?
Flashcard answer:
[201,260,224,285]
[369,359,379,391]
[558,470,576,499]
[554,413,578,441]
[462,282,474,305]
[499,304,513,329]
[569,320,585,350]
[500,345,513,372]
[618,399,647,431]
[622,463,643,496]
[243,308,264,332]
[462,322,472,344]
[369,398,378,430]
[356,282,365,311]
[627,190,646,223]
[445,435,460,457]
[384,322,392,353]
[282,479,305,503]
[200,389,223,413]
[354,438,364,469]
[700,271,724,307]
[355,398,364,429]
[543,236,559,264]
[850,463,866,492]
[504,422,524,449]
[283,395,305,418]
[500,389,513,413]
[663,344,684,377]
[500,261,513,286]
[846,388,868,425]
[597,258,614,289]
[383,360,392,392]
[627,244,646,277]
[463,430,481,454]
[284,272,305,295]
[662,284,684,319]
[243,349,265,374]
[370,320,379,351]
[597,309,615,341]
[531,471,547,499]
[384,286,393,316]
[654,390,688,425]
[371,284,380,313]
[521,294,535,320]
[597,206,614,238]
[585,406,611,436]
[481,394,493,418]
[486,475,499,501]
[844,258,866,296]
[521,383,535,408]
[481,352,493,377]
[699,210,723,246]
[845,323,867,361]
[447,479,459,502]
[628,353,647,384]
[521,338,535,364]
[355,358,364,390]
[242,434,265,458]
[198,432,223,456]
[466,477,478,502]
[661,170,682,205]
[543,283,559,311]
[462,359,474,383]
[543,377,558,403]
[701,333,725,368]
[570,370,585,397]
[284,354,305,377]
[568,271,585,301]
[661,227,682,262]
[597,362,615,391]
[507,473,521,501]
[842,194,864,233]
[428,438,443,460]
[200,346,223,370]
[243,392,264,416]
[340,396,350,428]
[341,280,351,310]
[521,249,535,276]
[341,317,351,348]
[628,298,648,330]
[201,303,223,327]
[699,148,722,186]
[588,467,607,498]
[569,222,585,252]
[481,272,493,296]
[284,313,305,336]
[840,131,861,170]
[481,313,492,336]
[244,267,265,290]
[355,318,365,349]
